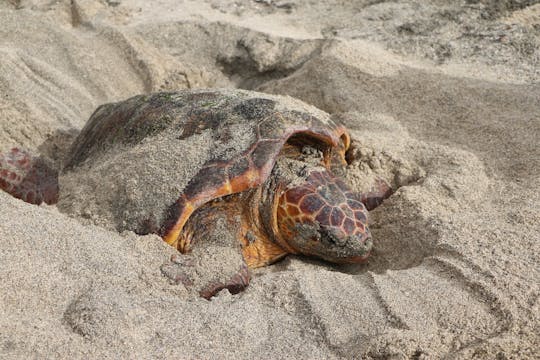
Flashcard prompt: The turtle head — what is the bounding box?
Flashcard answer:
[275,170,372,263]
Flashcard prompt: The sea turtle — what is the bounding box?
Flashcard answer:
[0,89,391,299]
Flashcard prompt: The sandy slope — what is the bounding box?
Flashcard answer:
[0,1,538,359]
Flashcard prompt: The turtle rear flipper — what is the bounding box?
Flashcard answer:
[160,202,250,300]
[0,148,59,205]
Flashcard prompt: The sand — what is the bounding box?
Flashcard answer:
[0,0,538,359]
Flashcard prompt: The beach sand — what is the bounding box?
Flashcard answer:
[0,1,538,358]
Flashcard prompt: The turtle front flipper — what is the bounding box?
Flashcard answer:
[358,178,393,211]
[0,148,59,205]
[160,201,251,300]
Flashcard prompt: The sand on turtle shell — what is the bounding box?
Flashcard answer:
[57,88,338,236]
[0,1,539,359]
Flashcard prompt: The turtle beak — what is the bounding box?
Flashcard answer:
[333,228,372,264]
[313,226,372,264]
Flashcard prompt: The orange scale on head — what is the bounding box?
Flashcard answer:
[281,220,296,239]
[285,187,306,204]
[287,204,301,217]
[277,205,287,220]
[299,215,314,224]
[229,173,253,193]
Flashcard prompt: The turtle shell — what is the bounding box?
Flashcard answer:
[58,89,349,249]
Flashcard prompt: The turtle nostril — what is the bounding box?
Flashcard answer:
[360,229,372,244]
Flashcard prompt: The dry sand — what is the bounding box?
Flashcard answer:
[0,0,539,359]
